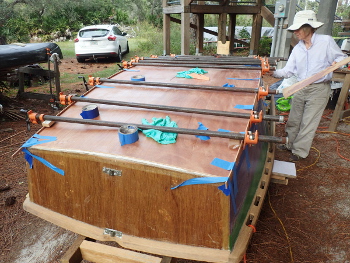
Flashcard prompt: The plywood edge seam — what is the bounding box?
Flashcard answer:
[23,197,230,263]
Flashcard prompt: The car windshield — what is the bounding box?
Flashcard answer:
[79,29,109,38]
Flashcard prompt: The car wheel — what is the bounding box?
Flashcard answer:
[126,42,129,54]
[76,57,85,63]
[116,47,122,62]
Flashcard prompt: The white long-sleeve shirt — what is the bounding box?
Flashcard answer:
[273,33,347,83]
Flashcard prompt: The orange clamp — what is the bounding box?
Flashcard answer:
[258,86,269,99]
[59,92,73,105]
[250,110,263,124]
[88,76,100,86]
[122,60,129,68]
[243,130,258,149]
[27,110,45,124]
[261,57,270,75]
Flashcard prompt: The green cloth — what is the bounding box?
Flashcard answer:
[276,96,293,112]
[176,67,208,78]
[141,116,178,144]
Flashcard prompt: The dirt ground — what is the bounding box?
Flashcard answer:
[0,58,349,263]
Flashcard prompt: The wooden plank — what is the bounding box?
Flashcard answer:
[329,72,350,131]
[261,5,274,26]
[23,197,231,263]
[338,32,350,36]
[80,240,162,263]
[60,235,86,263]
[282,56,350,98]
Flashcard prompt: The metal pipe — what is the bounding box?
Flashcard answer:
[65,95,283,122]
[136,60,264,66]
[131,62,273,70]
[95,79,279,95]
[31,114,287,144]
[270,17,279,57]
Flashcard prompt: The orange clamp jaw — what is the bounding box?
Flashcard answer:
[250,111,263,124]
[27,110,45,124]
[88,76,100,86]
[258,86,269,100]
[243,130,258,149]
[261,57,270,75]
[59,92,73,105]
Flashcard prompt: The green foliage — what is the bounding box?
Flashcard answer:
[238,27,250,39]
[258,36,272,56]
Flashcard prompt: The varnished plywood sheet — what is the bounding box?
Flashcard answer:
[34,66,261,177]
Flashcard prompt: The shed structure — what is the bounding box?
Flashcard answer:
[162,0,275,56]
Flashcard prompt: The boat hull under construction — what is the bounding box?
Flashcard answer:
[23,56,277,262]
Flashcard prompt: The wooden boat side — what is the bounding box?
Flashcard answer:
[23,62,274,261]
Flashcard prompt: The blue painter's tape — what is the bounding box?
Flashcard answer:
[22,134,57,148]
[95,85,115,88]
[218,181,237,214]
[131,75,145,81]
[171,176,228,190]
[118,125,139,146]
[23,148,65,176]
[123,69,140,72]
[234,104,254,110]
[211,158,235,171]
[80,105,99,119]
[196,122,210,140]
[222,83,235,87]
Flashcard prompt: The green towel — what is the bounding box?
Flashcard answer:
[141,116,178,144]
[176,67,208,78]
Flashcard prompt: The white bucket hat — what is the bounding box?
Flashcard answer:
[287,10,324,31]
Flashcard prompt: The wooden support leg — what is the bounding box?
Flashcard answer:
[60,235,86,263]
[329,73,350,131]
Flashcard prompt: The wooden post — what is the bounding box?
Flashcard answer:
[196,13,204,54]
[250,13,263,56]
[53,55,61,99]
[163,0,171,55]
[218,13,227,44]
[228,14,237,54]
[181,0,191,55]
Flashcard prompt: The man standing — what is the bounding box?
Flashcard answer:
[273,10,347,162]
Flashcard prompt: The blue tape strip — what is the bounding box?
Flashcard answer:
[171,176,228,190]
[21,134,57,148]
[218,180,237,214]
[95,85,115,88]
[123,69,140,72]
[234,104,254,110]
[218,128,230,132]
[80,106,99,119]
[196,122,210,140]
[211,158,235,171]
[222,83,235,88]
[22,148,65,176]
[227,77,260,80]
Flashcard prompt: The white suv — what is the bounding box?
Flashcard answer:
[74,25,129,63]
